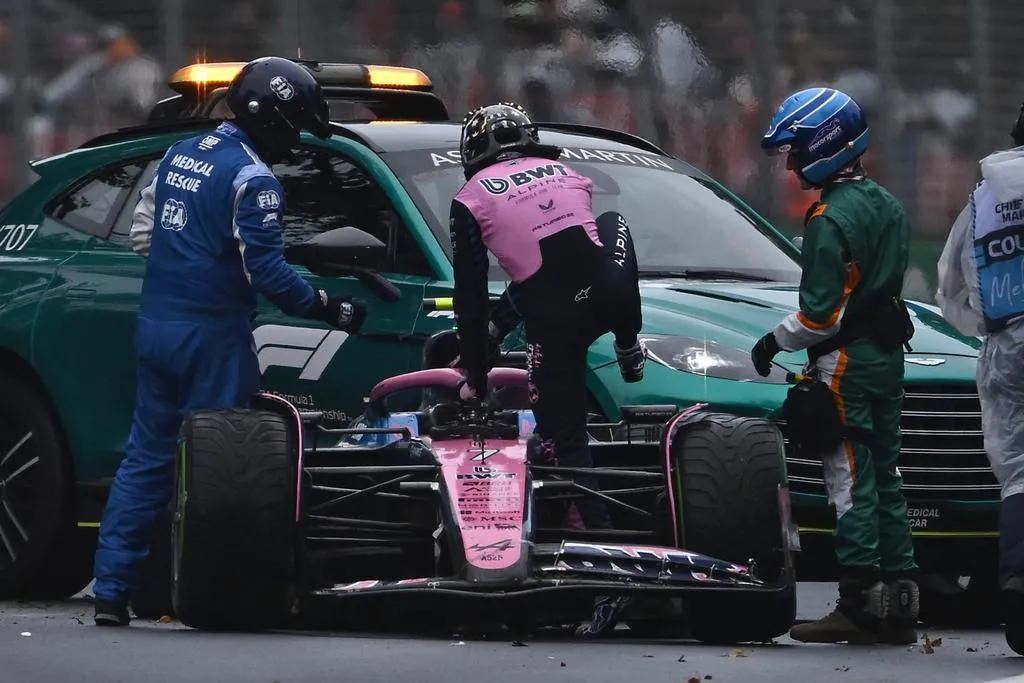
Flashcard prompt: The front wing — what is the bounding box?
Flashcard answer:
[311,540,788,601]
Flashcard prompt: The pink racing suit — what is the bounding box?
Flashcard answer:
[450,156,643,529]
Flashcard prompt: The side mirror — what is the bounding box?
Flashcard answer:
[792,235,804,249]
[286,226,401,303]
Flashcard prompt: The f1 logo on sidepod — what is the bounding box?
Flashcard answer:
[253,324,348,381]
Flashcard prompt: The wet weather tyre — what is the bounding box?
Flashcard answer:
[0,374,95,600]
[172,408,297,631]
[672,413,796,644]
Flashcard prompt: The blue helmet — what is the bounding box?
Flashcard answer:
[761,87,869,186]
[224,56,331,161]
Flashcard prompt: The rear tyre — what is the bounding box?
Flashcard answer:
[671,413,795,643]
[172,409,297,631]
[0,374,95,600]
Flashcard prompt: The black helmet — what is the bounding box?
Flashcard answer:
[1013,102,1024,147]
[225,56,331,161]
[459,102,561,179]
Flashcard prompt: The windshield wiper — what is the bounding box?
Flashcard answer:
[639,269,773,282]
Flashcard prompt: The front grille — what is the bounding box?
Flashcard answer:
[787,384,999,502]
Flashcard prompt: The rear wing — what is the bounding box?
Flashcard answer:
[149,59,450,124]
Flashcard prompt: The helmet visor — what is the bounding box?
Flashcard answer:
[275,99,332,139]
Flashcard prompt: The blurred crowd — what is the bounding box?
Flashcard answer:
[2,0,1023,248]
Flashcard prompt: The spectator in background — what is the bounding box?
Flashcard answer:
[94,25,165,129]
[498,0,574,117]
[38,24,164,139]
[402,1,483,116]
[0,20,12,136]
[218,1,278,61]
[337,0,397,65]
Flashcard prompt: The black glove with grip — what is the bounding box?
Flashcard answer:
[750,332,782,377]
[307,289,367,331]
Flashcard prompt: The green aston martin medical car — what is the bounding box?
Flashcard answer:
[0,60,993,619]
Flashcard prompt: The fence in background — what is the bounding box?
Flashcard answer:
[4,0,1023,300]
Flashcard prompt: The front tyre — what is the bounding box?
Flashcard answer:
[673,413,796,644]
[172,409,297,631]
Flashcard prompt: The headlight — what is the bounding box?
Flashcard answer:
[639,334,791,384]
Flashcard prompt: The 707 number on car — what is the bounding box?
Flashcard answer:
[0,224,39,252]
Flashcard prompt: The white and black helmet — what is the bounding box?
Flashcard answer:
[459,102,560,179]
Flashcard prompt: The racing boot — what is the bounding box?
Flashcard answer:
[1000,494,1024,655]
[879,577,920,645]
[789,572,889,644]
[615,340,645,383]
[575,595,633,637]
[1002,574,1024,655]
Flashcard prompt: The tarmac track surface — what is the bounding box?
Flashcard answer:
[0,582,1022,683]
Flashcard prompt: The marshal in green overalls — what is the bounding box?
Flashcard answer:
[753,86,920,645]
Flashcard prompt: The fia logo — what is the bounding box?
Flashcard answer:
[253,324,349,381]
[269,76,294,101]
[159,198,188,231]
[257,190,281,210]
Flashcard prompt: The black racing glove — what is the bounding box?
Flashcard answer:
[306,289,367,331]
[750,332,782,377]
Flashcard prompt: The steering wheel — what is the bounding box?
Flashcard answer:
[426,398,520,440]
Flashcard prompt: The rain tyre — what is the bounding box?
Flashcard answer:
[172,408,297,631]
[672,413,796,643]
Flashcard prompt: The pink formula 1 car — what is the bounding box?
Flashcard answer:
[169,361,798,642]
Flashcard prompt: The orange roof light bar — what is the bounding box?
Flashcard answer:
[168,60,433,95]
[170,62,247,89]
[366,65,432,89]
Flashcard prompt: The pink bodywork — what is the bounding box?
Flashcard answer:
[368,367,533,572]
[368,366,529,403]
[662,402,710,547]
[256,391,307,522]
[435,439,529,571]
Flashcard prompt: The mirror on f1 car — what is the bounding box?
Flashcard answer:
[285,226,402,303]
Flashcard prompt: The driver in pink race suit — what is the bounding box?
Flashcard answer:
[450,102,646,539]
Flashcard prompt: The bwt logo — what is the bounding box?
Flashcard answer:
[253,324,349,381]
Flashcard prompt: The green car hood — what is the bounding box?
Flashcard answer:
[630,280,981,366]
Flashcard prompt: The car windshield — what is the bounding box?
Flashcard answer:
[382,146,802,283]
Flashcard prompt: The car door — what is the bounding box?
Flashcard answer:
[253,144,434,423]
[31,157,156,479]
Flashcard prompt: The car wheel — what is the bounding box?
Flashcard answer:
[0,374,95,600]
[671,413,796,644]
[172,408,297,631]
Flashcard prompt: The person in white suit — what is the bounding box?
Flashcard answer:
[936,102,1024,656]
